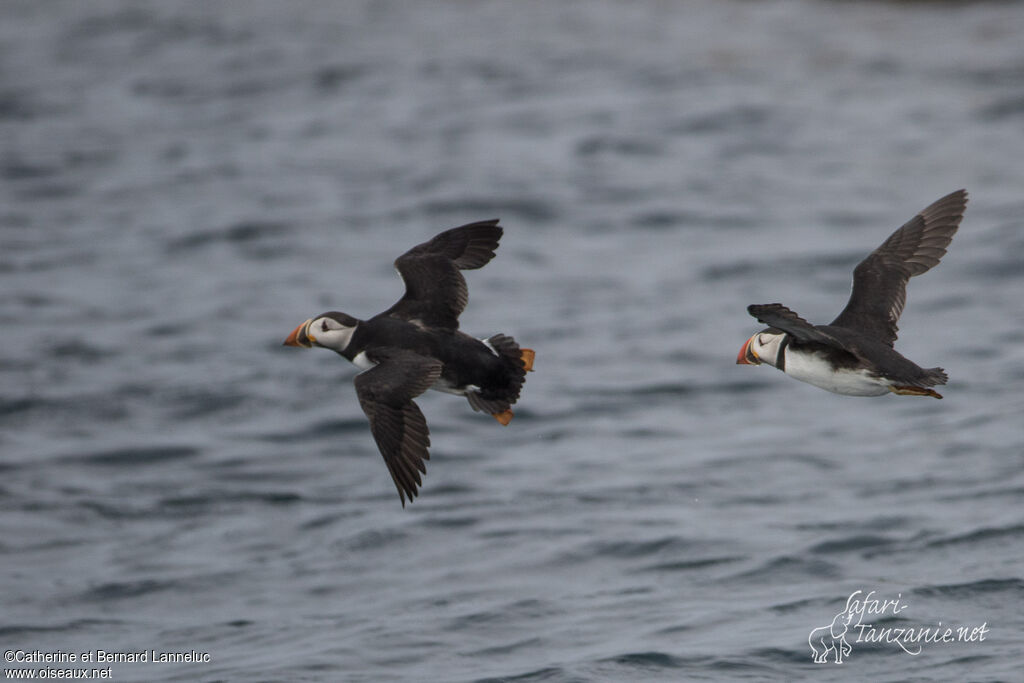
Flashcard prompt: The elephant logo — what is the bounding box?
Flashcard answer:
[808,608,855,664]
[809,589,989,662]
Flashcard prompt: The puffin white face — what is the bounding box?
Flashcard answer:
[283,311,357,352]
[737,330,785,368]
[307,315,356,352]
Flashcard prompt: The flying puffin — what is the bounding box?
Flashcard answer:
[737,189,967,399]
[283,220,534,506]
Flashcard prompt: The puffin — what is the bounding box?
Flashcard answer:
[283,220,534,506]
[737,189,967,399]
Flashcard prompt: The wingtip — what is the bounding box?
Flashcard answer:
[956,188,968,210]
[928,189,969,216]
[484,218,503,236]
[950,188,969,209]
[462,217,501,229]
[747,302,782,317]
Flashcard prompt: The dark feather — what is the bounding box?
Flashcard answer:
[747,303,845,348]
[463,333,527,413]
[830,190,967,346]
[353,349,443,506]
[385,220,503,330]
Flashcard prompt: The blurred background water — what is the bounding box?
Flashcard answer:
[2,1,1023,681]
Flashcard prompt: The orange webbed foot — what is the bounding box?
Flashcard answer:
[890,385,943,399]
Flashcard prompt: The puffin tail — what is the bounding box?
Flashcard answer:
[466,334,532,422]
[922,367,948,387]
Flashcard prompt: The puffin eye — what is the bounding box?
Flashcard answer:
[321,320,330,333]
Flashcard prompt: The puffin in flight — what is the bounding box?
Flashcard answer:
[284,220,534,506]
[737,189,967,399]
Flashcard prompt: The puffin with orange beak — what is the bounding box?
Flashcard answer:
[737,190,967,398]
[284,220,534,506]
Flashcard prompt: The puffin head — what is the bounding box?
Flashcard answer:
[736,329,786,368]
[283,311,359,353]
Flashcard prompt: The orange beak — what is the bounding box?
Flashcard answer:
[283,319,313,348]
[736,336,759,365]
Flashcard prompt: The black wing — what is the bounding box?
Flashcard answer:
[830,190,967,346]
[748,303,848,348]
[384,220,503,330]
[353,348,443,507]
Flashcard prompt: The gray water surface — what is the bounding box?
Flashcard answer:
[2,1,1023,681]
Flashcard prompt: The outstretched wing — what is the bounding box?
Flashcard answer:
[830,190,967,346]
[748,303,847,348]
[384,220,503,330]
[353,348,443,507]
